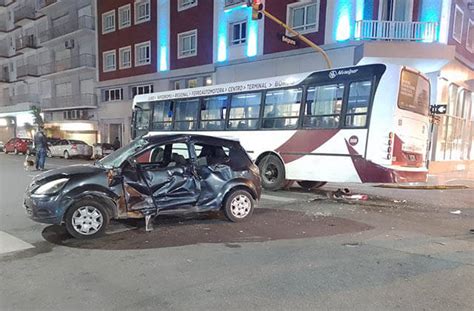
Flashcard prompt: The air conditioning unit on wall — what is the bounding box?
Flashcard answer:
[65,39,75,49]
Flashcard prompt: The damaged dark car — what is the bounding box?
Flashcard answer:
[24,134,261,239]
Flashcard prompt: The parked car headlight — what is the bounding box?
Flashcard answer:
[34,178,69,195]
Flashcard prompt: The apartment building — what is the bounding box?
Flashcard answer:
[96,0,472,172]
[0,0,97,145]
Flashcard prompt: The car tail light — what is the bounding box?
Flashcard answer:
[71,144,77,150]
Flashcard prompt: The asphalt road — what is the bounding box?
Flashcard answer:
[0,153,473,310]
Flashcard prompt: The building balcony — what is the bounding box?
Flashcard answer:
[10,93,39,105]
[224,0,247,9]
[0,0,15,7]
[16,64,40,78]
[0,71,12,83]
[38,0,57,9]
[15,34,39,51]
[38,54,95,76]
[355,20,438,42]
[42,93,97,110]
[39,15,94,43]
[14,6,36,25]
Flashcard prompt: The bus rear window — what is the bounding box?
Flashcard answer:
[398,69,430,116]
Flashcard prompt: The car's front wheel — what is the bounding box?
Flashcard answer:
[64,150,70,159]
[65,199,109,239]
[13,148,18,155]
[47,150,52,158]
[223,190,255,222]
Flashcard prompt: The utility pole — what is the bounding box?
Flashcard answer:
[247,0,333,69]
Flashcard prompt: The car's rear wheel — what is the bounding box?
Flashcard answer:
[258,154,288,191]
[297,181,327,190]
[223,190,255,222]
[46,150,52,158]
[64,150,70,159]
[65,199,109,239]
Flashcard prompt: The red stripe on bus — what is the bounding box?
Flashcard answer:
[276,129,340,163]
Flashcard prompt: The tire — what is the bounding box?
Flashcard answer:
[64,150,70,159]
[14,148,18,155]
[258,154,287,191]
[47,150,52,158]
[223,190,255,222]
[297,181,327,190]
[64,199,109,239]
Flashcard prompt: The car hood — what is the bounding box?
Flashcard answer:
[33,164,105,182]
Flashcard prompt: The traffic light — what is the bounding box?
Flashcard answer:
[247,0,263,20]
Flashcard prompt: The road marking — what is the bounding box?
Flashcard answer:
[0,231,34,255]
[261,194,297,202]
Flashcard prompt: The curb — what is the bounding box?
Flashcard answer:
[374,184,470,190]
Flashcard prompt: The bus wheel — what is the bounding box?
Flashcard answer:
[297,181,327,190]
[258,154,287,191]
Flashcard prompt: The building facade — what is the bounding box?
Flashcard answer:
[0,0,97,145]
[94,0,471,175]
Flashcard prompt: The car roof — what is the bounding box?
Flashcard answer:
[144,134,240,145]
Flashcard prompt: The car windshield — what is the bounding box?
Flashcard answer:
[69,140,87,145]
[98,138,148,169]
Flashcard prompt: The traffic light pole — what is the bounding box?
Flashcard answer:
[260,9,333,69]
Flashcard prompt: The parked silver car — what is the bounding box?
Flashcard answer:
[48,139,93,159]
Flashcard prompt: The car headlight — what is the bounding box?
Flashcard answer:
[34,178,69,195]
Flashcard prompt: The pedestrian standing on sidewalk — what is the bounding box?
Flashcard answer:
[112,137,121,150]
[34,126,48,171]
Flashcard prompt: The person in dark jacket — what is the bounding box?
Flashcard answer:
[112,137,121,150]
[34,127,48,170]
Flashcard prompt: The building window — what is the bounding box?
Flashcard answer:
[135,0,151,24]
[230,20,247,45]
[452,5,464,43]
[467,19,473,53]
[187,78,198,88]
[204,76,213,86]
[104,88,124,102]
[118,4,131,29]
[63,110,88,120]
[135,41,151,66]
[178,29,197,59]
[103,50,116,72]
[119,46,131,69]
[287,1,319,34]
[102,10,115,34]
[131,84,154,98]
[173,81,182,90]
[178,0,197,11]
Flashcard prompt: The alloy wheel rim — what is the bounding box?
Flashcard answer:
[71,206,103,235]
[230,195,251,218]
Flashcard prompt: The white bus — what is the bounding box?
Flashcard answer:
[132,64,431,190]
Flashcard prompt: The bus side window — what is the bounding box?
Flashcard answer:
[174,99,199,131]
[304,84,344,129]
[228,92,262,130]
[262,88,302,129]
[151,101,173,130]
[200,96,228,130]
[344,81,372,128]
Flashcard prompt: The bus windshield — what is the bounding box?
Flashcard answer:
[398,69,430,116]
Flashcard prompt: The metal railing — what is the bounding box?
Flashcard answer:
[39,15,94,43]
[224,0,246,8]
[15,35,39,50]
[16,64,39,78]
[355,20,438,42]
[38,54,95,75]
[42,93,97,109]
[38,0,57,9]
[14,6,36,23]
